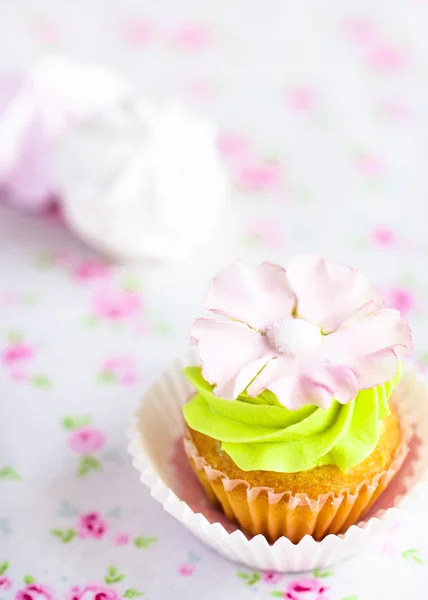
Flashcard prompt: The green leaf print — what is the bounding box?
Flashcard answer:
[77,455,101,477]
[62,415,91,430]
[6,330,22,343]
[97,371,117,384]
[271,593,283,598]
[105,565,126,585]
[32,375,51,389]
[342,596,358,600]
[0,467,21,481]
[155,322,173,335]
[313,568,334,578]
[236,571,260,585]
[123,589,144,599]
[50,528,76,543]
[122,275,141,292]
[0,562,9,576]
[21,294,37,307]
[134,536,158,550]
[83,315,100,328]
[247,572,261,586]
[34,251,53,268]
[23,575,35,584]
[401,548,424,564]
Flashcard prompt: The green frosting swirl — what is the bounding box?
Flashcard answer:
[182,364,402,473]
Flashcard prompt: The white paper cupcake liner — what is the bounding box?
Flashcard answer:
[128,351,428,571]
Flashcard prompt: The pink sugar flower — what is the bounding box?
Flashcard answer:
[1,343,34,365]
[15,583,54,600]
[92,288,142,320]
[190,255,412,409]
[68,427,105,454]
[77,512,108,539]
[284,578,329,600]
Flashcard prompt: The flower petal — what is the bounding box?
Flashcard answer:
[205,261,295,330]
[346,349,399,389]
[287,254,383,332]
[323,308,412,387]
[266,361,358,409]
[246,355,295,397]
[190,318,274,398]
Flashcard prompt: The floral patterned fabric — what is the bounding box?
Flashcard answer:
[1,1,428,598]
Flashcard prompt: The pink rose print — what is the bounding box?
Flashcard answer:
[42,199,64,225]
[0,576,12,591]
[287,86,314,112]
[369,44,407,72]
[119,18,151,45]
[246,220,284,250]
[184,78,214,102]
[381,540,396,556]
[74,260,111,282]
[100,358,138,385]
[380,100,411,122]
[263,571,282,584]
[15,583,54,600]
[30,16,61,45]
[113,532,130,546]
[175,24,210,50]
[1,342,34,364]
[218,132,249,158]
[356,154,382,178]
[235,160,281,191]
[372,226,396,247]
[0,291,18,305]
[68,427,106,455]
[78,512,108,539]
[179,564,195,576]
[284,578,329,600]
[65,584,120,600]
[343,16,375,45]
[383,286,414,316]
[92,288,142,321]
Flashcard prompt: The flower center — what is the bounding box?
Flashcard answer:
[266,318,323,355]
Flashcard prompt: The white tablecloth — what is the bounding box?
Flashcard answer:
[1,1,428,598]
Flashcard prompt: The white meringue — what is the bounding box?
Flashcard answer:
[55,100,229,262]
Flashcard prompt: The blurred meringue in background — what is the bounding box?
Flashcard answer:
[55,100,228,263]
[0,57,131,211]
[0,57,229,262]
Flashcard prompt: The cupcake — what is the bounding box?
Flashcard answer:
[182,254,412,543]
